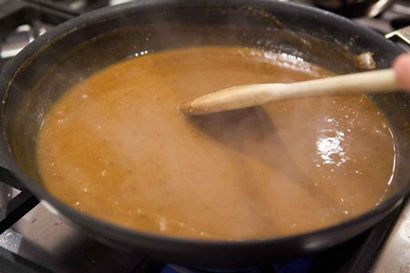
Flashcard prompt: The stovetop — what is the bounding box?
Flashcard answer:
[0,1,409,273]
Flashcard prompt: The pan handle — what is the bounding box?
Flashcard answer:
[385,26,410,46]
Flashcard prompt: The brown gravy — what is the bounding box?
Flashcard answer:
[37,47,395,240]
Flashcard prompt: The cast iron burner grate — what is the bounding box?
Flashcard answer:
[0,1,408,272]
[0,0,76,68]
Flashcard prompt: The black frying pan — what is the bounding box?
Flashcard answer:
[0,0,408,268]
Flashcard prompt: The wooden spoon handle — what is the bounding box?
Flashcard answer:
[181,69,399,116]
[278,68,398,97]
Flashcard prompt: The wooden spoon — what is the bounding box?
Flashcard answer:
[181,69,399,116]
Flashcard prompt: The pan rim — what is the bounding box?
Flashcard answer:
[0,0,408,253]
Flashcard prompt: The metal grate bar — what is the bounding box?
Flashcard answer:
[0,190,39,235]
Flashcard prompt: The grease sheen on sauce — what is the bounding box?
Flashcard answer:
[37,47,395,240]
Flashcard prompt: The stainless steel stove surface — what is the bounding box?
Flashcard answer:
[0,1,409,273]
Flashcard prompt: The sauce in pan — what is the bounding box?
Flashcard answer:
[37,47,395,240]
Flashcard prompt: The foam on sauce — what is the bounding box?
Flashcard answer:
[37,47,395,240]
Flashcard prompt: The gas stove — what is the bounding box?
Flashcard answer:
[0,1,409,273]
